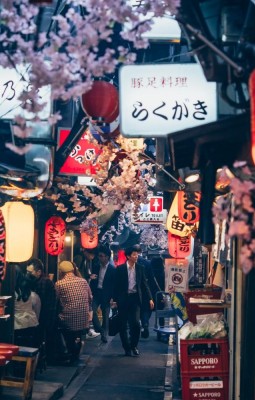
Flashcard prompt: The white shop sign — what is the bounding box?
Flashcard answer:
[0,64,51,120]
[119,63,217,137]
[166,259,189,292]
[131,196,167,224]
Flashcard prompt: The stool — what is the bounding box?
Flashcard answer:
[0,346,39,400]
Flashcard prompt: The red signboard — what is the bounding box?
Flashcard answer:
[149,196,163,212]
[58,128,102,176]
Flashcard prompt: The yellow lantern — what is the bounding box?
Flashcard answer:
[0,202,34,262]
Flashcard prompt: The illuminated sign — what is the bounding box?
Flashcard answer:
[131,197,167,224]
[119,63,217,137]
[0,64,51,120]
[58,128,102,176]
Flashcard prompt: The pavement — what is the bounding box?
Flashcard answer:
[0,326,181,400]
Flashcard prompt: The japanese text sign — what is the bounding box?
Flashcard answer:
[167,193,199,237]
[166,258,189,292]
[119,63,217,137]
[131,197,167,224]
[0,64,51,120]
[58,128,102,176]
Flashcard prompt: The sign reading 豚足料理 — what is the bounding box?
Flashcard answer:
[119,64,217,137]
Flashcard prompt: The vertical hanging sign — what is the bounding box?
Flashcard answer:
[0,210,6,282]
[249,69,255,165]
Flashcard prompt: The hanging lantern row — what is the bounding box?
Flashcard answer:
[45,216,66,256]
[0,202,34,263]
[80,219,98,249]
[0,210,6,282]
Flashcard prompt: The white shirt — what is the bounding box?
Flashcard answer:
[14,293,39,330]
[97,262,109,289]
[127,262,137,293]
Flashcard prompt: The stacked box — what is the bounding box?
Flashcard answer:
[180,338,229,400]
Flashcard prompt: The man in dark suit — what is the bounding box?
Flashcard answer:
[112,246,154,356]
[90,244,116,343]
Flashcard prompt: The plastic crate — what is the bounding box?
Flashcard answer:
[180,338,229,375]
[184,288,222,324]
[181,373,229,400]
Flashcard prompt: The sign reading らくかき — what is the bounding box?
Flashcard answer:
[119,63,217,137]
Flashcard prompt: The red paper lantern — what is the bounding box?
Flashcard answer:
[168,232,193,259]
[45,216,66,256]
[115,249,126,266]
[81,219,98,249]
[177,191,201,224]
[81,81,119,124]
[0,210,6,282]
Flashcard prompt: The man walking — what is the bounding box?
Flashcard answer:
[112,246,154,356]
[90,244,116,343]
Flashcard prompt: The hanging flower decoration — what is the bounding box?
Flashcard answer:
[44,135,154,229]
[140,224,168,250]
[1,0,180,131]
[80,218,98,249]
[212,162,255,274]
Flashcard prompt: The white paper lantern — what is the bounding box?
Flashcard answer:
[1,202,34,262]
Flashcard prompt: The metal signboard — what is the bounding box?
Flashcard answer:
[131,196,167,224]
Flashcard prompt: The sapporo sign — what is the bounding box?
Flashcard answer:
[119,63,217,137]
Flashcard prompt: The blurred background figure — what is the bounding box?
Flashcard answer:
[90,244,116,344]
[132,245,157,339]
[150,256,166,328]
[26,258,57,364]
[14,266,40,348]
[74,247,101,339]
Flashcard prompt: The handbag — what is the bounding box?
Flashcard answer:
[108,308,120,336]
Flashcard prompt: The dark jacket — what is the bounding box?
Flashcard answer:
[113,262,153,307]
[90,262,116,304]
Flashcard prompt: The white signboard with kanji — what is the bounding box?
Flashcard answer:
[0,64,51,120]
[119,63,217,137]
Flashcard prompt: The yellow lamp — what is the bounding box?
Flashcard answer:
[0,202,34,262]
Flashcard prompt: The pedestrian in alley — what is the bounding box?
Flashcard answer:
[112,246,154,357]
[132,244,158,339]
[26,258,57,364]
[74,247,101,339]
[90,244,116,344]
[55,260,93,364]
